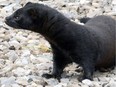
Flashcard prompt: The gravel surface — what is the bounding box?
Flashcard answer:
[0,0,116,87]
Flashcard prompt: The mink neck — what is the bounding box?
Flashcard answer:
[37,11,70,40]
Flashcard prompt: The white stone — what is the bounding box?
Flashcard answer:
[104,79,116,87]
[21,50,31,57]
[0,45,7,50]
[104,12,116,16]
[6,51,19,62]
[112,0,116,5]
[1,76,16,85]
[54,84,63,87]
[112,6,116,12]
[47,78,59,86]
[27,40,39,45]
[1,84,12,87]
[80,0,91,4]
[11,84,21,87]
[87,9,103,17]
[15,77,28,86]
[12,67,31,76]
[30,54,51,64]
[82,79,94,87]
[2,3,17,13]
[93,82,101,87]
[21,57,29,65]
[8,40,21,49]
[36,62,52,70]
[61,78,69,83]
[0,0,11,6]
[92,2,101,8]
[15,35,28,42]
[15,59,24,66]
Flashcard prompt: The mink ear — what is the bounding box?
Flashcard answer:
[25,2,32,6]
[28,8,38,19]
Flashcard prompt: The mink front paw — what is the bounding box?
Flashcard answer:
[42,73,53,79]
[42,73,61,82]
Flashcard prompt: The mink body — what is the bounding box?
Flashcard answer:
[5,2,115,81]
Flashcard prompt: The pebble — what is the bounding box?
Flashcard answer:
[46,78,59,86]
[82,79,94,87]
[104,79,116,87]
[15,77,28,86]
[8,40,21,50]
[112,0,116,5]
[6,51,19,62]
[12,67,31,76]
[1,76,16,85]
[11,84,21,87]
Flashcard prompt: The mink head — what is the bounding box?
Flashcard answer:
[5,2,55,32]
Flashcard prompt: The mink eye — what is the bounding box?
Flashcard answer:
[14,16,19,20]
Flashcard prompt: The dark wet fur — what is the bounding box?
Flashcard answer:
[5,2,116,81]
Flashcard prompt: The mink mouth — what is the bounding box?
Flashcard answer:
[5,19,21,29]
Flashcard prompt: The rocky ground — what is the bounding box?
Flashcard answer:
[0,0,116,87]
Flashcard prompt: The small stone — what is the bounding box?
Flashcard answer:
[15,77,28,86]
[12,67,31,76]
[21,58,29,65]
[82,79,94,87]
[21,50,31,57]
[9,46,16,50]
[112,0,116,5]
[30,55,51,64]
[93,82,101,87]
[92,2,101,8]
[80,0,91,4]
[46,78,59,86]
[1,84,12,87]
[0,34,5,38]
[6,51,19,62]
[54,84,63,87]
[2,3,17,14]
[61,78,69,83]
[1,76,16,85]
[104,79,116,87]
[11,84,21,87]
[87,9,103,17]
[8,40,21,50]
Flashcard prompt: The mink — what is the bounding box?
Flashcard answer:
[5,2,115,81]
